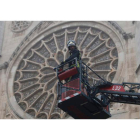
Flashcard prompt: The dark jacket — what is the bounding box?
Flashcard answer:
[65,49,81,67]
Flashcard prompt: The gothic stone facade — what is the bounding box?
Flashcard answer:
[0,21,140,119]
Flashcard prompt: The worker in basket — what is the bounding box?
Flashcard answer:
[60,40,81,82]
[60,40,91,94]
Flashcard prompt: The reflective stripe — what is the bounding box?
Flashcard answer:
[59,92,81,103]
[69,50,81,68]
[58,100,62,103]
[65,96,71,100]
[73,93,79,96]
[68,76,72,82]
[71,61,80,68]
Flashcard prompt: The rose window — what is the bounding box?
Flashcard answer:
[13,25,118,119]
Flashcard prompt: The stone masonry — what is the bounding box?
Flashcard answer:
[0,21,140,119]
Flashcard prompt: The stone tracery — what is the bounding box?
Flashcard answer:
[13,25,119,119]
[11,21,32,32]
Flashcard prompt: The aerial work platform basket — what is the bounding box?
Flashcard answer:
[55,58,111,119]
[58,88,111,119]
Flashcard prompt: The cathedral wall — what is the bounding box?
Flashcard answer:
[109,21,140,118]
[0,21,39,64]
[0,21,40,118]
[0,21,5,56]
[0,21,140,119]
[135,22,140,82]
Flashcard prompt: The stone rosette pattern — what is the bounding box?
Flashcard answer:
[13,25,118,119]
[11,21,32,33]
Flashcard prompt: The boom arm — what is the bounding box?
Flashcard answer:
[97,83,140,105]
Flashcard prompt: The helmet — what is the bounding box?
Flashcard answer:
[67,40,76,50]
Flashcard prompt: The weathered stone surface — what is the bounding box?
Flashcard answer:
[0,21,5,56]
[0,21,140,119]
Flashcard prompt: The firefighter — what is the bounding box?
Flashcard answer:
[60,40,81,82]
[60,40,91,94]
[61,40,80,67]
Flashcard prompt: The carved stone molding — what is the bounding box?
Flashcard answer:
[4,104,16,119]
[11,21,32,33]
[0,62,8,70]
[108,21,135,40]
